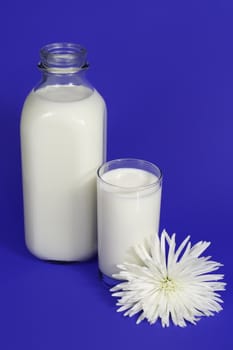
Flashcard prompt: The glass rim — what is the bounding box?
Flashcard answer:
[97,158,162,191]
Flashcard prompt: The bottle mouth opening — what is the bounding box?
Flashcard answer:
[39,42,88,72]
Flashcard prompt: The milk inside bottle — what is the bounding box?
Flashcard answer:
[20,43,106,261]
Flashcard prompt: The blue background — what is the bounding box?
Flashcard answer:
[1,0,232,348]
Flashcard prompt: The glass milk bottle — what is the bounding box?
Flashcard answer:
[20,42,106,261]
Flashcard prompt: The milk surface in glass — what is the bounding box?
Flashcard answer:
[97,166,162,278]
[21,84,106,261]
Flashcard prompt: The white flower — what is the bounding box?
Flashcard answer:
[111,229,226,327]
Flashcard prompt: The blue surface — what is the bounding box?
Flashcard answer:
[0,0,232,348]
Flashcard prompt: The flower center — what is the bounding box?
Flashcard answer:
[160,277,176,292]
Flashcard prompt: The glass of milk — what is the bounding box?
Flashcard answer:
[97,158,162,285]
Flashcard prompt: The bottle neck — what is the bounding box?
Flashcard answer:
[35,42,91,90]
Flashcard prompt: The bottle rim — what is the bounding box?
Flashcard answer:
[39,42,88,73]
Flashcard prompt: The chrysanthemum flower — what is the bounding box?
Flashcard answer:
[111,229,226,327]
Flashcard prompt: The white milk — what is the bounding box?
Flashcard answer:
[97,168,162,277]
[21,85,106,261]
